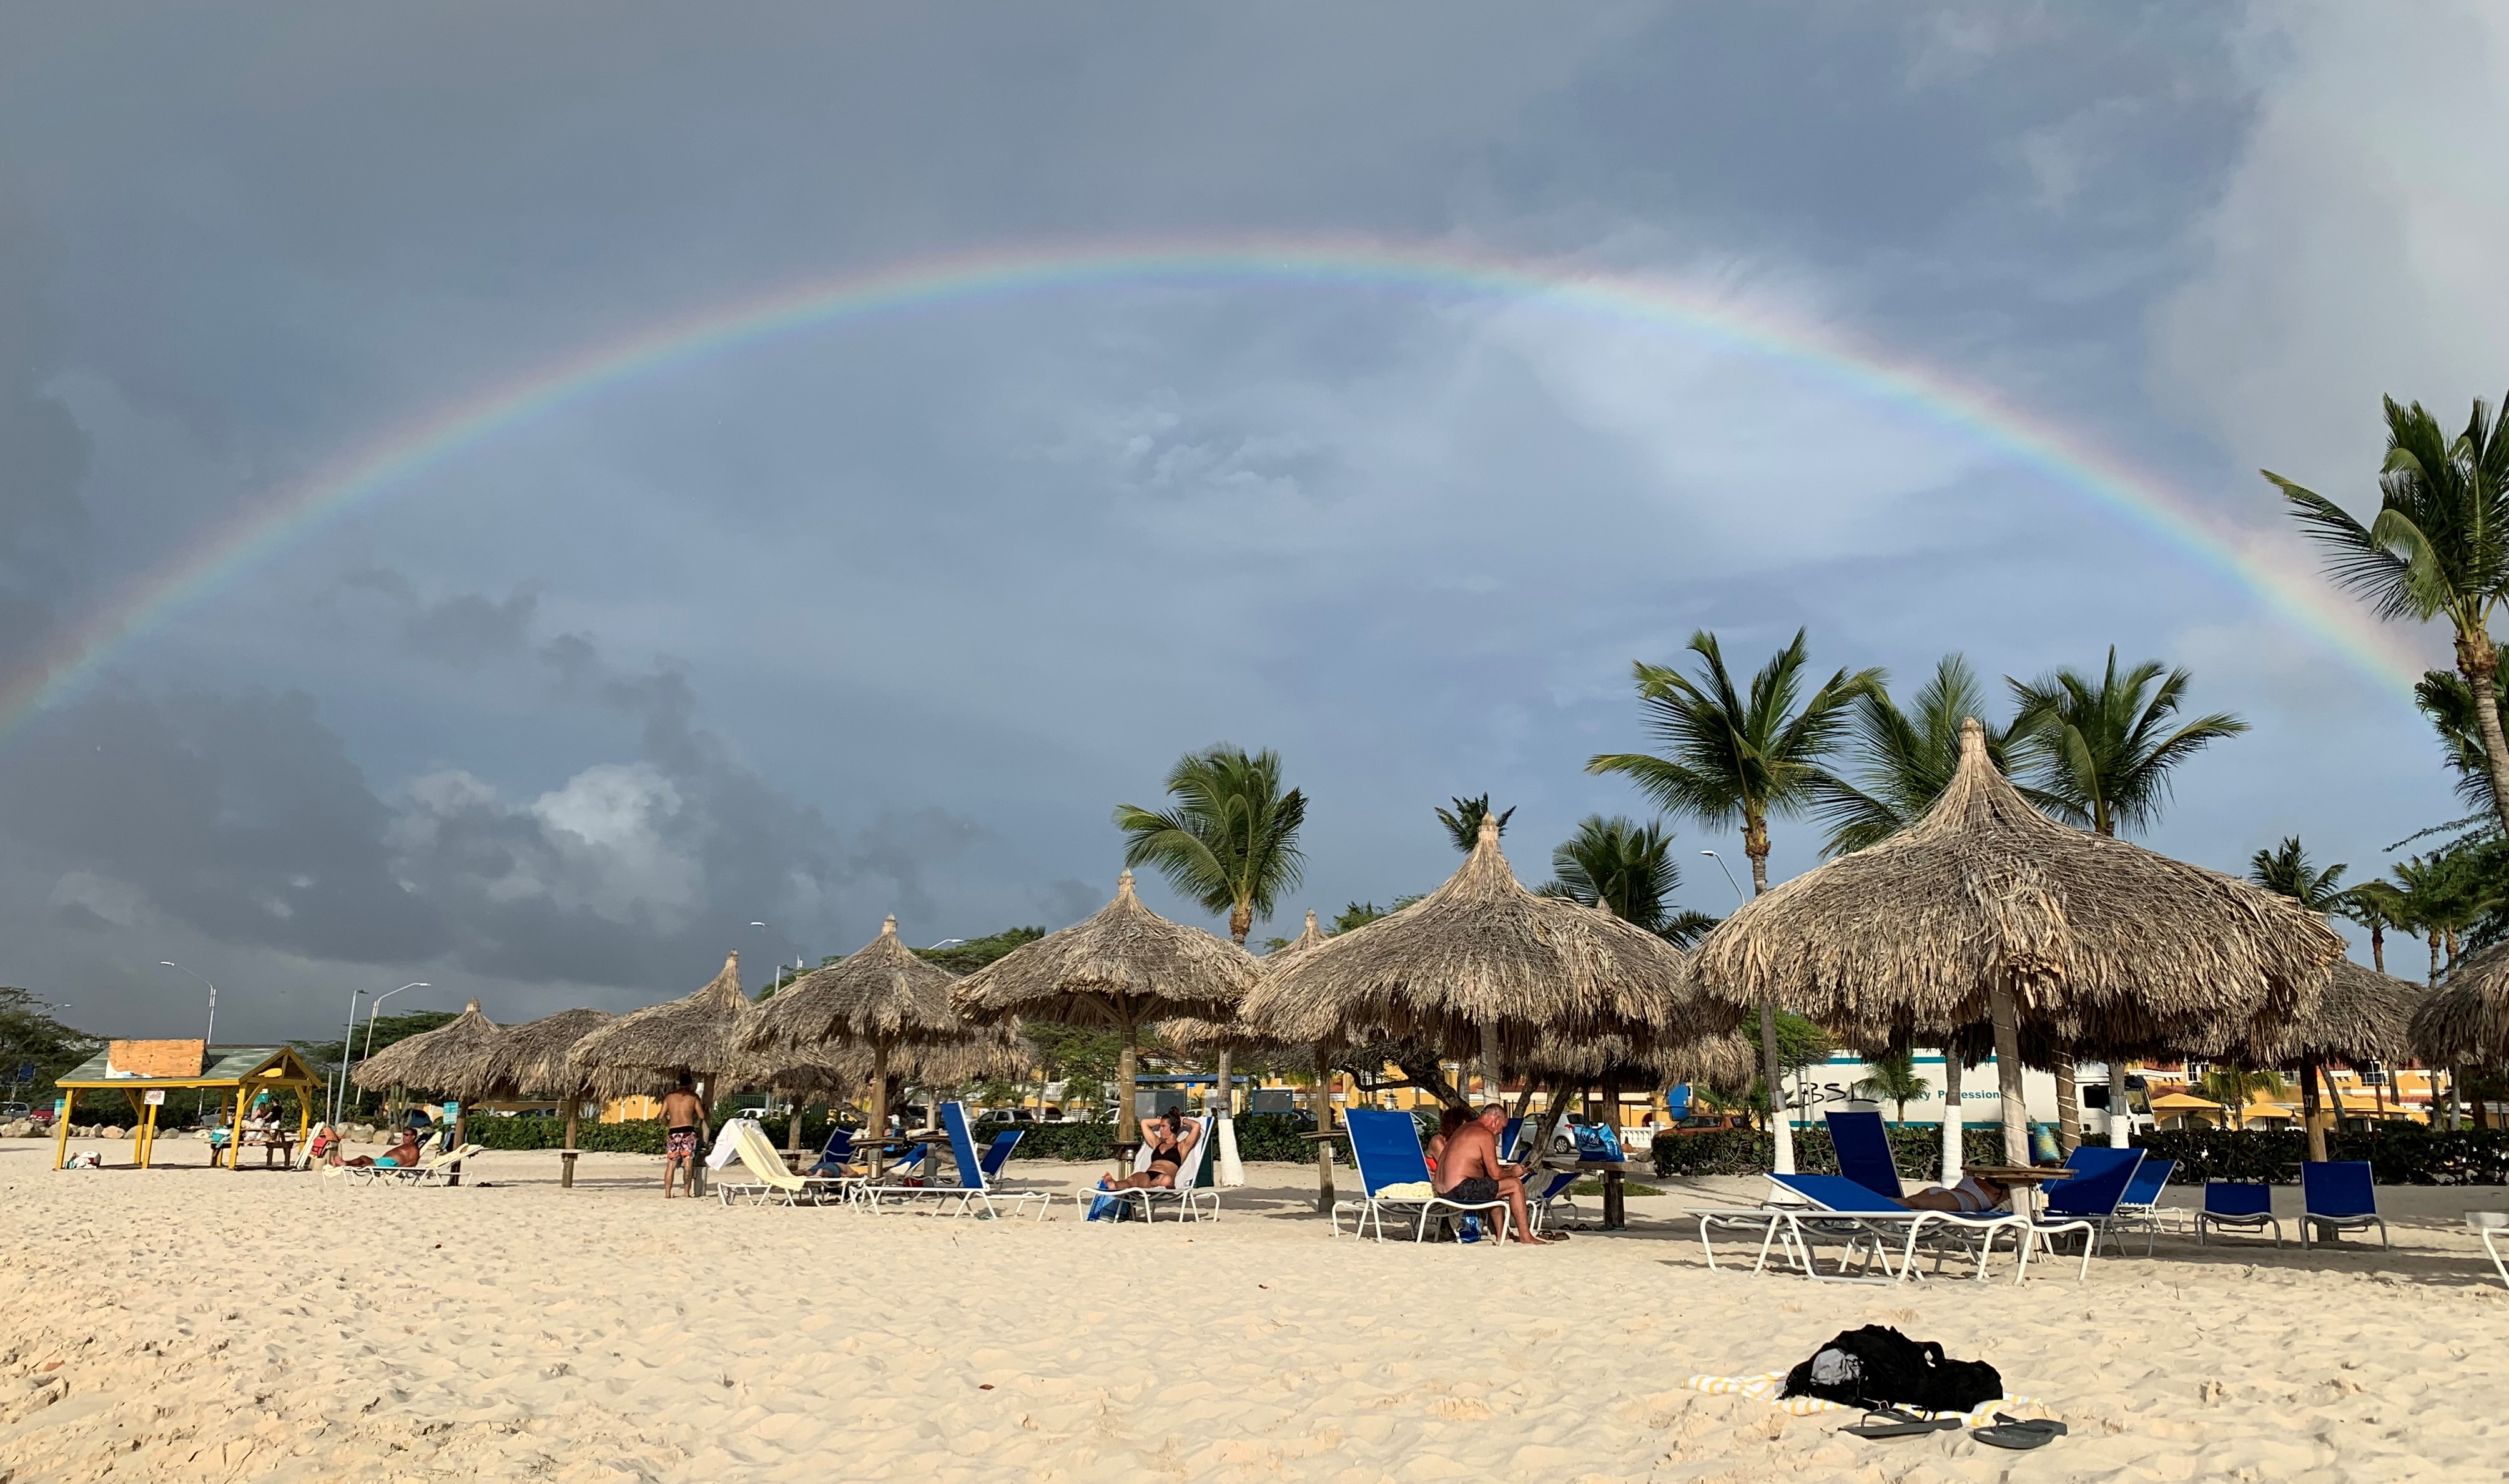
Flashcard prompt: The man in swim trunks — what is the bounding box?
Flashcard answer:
[660,1076,708,1198]
[1436,1104,1547,1244]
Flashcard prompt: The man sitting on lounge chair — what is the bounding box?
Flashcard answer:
[342,1126,426,1169]
[1898,1170,2011,1214]
[1439,1105,1550,1245]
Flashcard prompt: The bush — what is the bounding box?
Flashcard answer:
[1649,1123,2001,1179]
[970,1112,1344,1164]
[2138,1125,2509,1185]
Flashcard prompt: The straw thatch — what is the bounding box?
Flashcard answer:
[2262,958,2423,1067]
[566,951,755,1098]
[351,999,504,1098]
[1516,1026,1757,1089]
[1242,815,1733,1059]
[1694,720,2343,1059]
[2415,940,2509,1067]
[742,916,964,1056]
[483,1008,615,1098]
[952,871,1262,1030]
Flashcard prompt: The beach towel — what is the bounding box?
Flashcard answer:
[1215,1115,1245,1187]
[1682,1373,2039,1426]
[706,1121,748,1171]
[1374,1181,1435,1199]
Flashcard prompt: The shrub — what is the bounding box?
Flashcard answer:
[1649,1124,2001,1179]
[2138,1126,2509,1185]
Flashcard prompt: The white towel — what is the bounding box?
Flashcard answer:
[706,1119,753,1171]
[1216,1116,1245,1187]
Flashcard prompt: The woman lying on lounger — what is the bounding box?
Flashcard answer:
[1093,1109,1198,1192]
[1899,1171,2011,1213]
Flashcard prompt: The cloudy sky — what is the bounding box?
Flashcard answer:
[2,3,2500,1041]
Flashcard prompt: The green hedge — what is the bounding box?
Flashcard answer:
[1649,1124,2004,1179]
[974,1113,1343,1164]
[2137,1126,2509,1185]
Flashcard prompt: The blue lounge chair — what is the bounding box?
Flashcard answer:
[2108,1157,2177,1254]
[2196,1181,2280,1248]
[2023,1149,2146,1278]
[1825,1109,1905,1201]
[2301,1161,2388,1251]
[865,1103,1050,1219]
[977,1129,1022,1181]
[2059,1144,2143,1180]
[1329,1108,1512,1244]
[1755,1172,2028,1283]
[1526,1167,1580,1232]
[1499,1117,1526,1163]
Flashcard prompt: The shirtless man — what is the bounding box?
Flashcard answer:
[660,1076,708,1197]
[1436,1104,1545,1244]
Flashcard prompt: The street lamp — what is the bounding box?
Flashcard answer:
[1698,851,1747,906]
[925,938,965,950]
[159,962,218,1046]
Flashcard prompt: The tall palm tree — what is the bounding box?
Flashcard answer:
[2338,880,2409,976]
[1542,815,1721,946]
[1853,1048,1931,1128]
[2412,661,2507,819]
[2007,648,2249,838]
[1813,654,2044,855]
[2272,394,2509,833]
[1433,795,1514,853]
[2008,648,2245,1150]
[2247,837,2349,912]
[1588,628,1879,1173]
[1113,745,1308,946]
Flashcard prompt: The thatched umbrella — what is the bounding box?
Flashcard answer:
[566,951,754,1193]
[744,916,972,1174]
[2260,960,2423,1155]
[1244,813,1730,1076]
[351,998,503,1174]
[1695,720,2344,1166]
[954,870,1260,1154]
[482,1007,613,1188]
[2415,940,2509,1076]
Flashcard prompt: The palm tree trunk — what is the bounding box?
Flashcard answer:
[2051,1053,2081,1154]
[2455,628,2509,835]
[2369,923,2385,976]
[1745,819,1796,1175]
[2429,931,2443,990]
[1313,1048,1336,1215]
[2302,1056,2327,1162]
[1938,1051,1963,1182]
[2107,1059,2134,1149]
[1991,980,2029,1166]
[1481,1021,1501,1103]
[866,1042,891,1181]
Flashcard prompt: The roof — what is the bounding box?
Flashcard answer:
[56,1044,319,1090]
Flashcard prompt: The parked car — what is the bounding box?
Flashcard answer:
[1659,1113,1751,1136]
[0,1101,30,1122]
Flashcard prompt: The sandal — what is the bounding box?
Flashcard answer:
[1840,1408,1960,1440]
[1973,1413,2068,1450]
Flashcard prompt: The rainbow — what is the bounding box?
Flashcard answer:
[0,235,2428,735]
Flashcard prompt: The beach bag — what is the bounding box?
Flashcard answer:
[1573,1123,1624,1161]
[1781,1325,2003,1414]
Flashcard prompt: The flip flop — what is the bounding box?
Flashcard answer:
[1840,1408,1961,1440]
[1973,1414,2068,1450]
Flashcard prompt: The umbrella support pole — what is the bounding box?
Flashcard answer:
[2107,1059,2133,1149]
[1939,1053,1963,1181]
[1991,982,2029,1167]
[2051,1053,2080,1155]
[562,1105,581,1189]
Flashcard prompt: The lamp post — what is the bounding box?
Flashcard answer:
[159,961,217,1047]
[347,983,427,1127]
[331,988,365,1128]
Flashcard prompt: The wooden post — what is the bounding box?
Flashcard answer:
[1115,1025,1140,1178]
[1313,1049,1336,1215]
[226,1087,249,1171]
[52,1088,75,1169]
[2051,1052,2081,1154]
[865,1043,891,1182]
[1939,1051,1964,1182]
[561,1101,581,1189]
[2302,1055,2327,1162]
[1991,980,2029,1166]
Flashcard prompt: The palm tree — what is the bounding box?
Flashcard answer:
[1113,745,1307,946]
[2273,394,2509,833]
[2197,1066,2288,1131]
[1542,815,1720,946]
[2413,661,2507,819]
[2008,648,2245,1151]
[1588,628,1880,1173]
[2007,648,2248,838]
[1433,795,1514,853]
[2247,837,2349,912]
[1813,654,2043,855]
[1853,1048,1931,1128]
[2338,881,2409,976]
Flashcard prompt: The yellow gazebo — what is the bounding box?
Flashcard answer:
[51,1041,322,1170]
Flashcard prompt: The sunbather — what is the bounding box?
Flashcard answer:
[1439,1104,1549,1244]
[1900,1171,2011,1214]
[1097,1109,1197,1192]
[1424,1104,1471,1173]
[343,1127,425,1168]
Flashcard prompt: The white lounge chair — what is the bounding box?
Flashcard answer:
[1077,1115,1220,1224]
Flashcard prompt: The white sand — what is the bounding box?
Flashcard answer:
[4,1136,2507,1483]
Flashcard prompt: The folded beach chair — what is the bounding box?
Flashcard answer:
[2019,1148,2146,1279]
[2300,1160,2388,1251]
[1080,1115,1221,1224]
[715,1121,816,1207]
[1825,1109,1905,1202]
[2195,1181,2280,1248]
[866,1103,1053,1219]
[1328,1108,1511,1244]
[2107,1157,2177,1254]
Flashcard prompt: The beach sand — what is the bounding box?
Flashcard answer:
[4,1134,2506,1483]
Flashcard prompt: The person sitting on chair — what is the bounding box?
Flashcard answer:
[345,1126,426,1168]
[1095,1109,1197,1192]
[1438,1104,1551,1245]
[1424,1103,1471,1174]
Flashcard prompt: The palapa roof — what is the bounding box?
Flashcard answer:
[57,1044,319,1091]
[565,951,754,1096]
[1693,720,2342,1056]
[2414,940,2509,1067]
[1241,815,1730,1059]
[351,1000,505,1098]
[1156,913,1333,1058]
[483,1008,615,1098]
[952,870,1261,1031]
[742,916,964,1056]
[1517,1026,1758,1089]
[2267,959,2422,1066]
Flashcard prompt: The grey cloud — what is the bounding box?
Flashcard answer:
[341,568,541,669]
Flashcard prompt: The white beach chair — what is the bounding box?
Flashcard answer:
[714,1122,818,1207]
[1076,1116,1221,1225]
[862,1103,1053,1219]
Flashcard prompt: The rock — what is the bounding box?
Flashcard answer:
[99,1125,126,1139]
[0,1120,31,1138]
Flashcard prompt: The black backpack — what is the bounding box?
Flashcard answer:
[1781,1325,2003,1414]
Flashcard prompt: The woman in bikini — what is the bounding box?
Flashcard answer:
[1097,1109,1198,1192]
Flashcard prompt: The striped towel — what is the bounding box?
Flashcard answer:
[1682,1373,2037,1425]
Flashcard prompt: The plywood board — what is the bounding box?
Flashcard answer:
[107,1039,206,1078]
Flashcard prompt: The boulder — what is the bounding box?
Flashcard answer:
[99,1125,126,1139]
[0,1120,31,1138]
